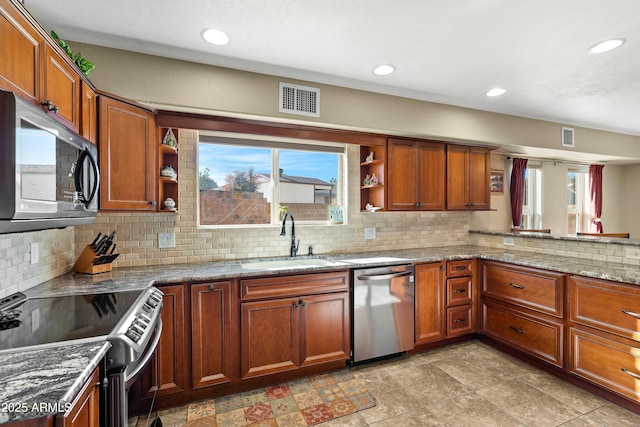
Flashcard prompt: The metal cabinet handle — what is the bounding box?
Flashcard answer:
[621,367,640,380]
[509,283,525,289]
[509,325,525,334]
[293,301,300,308]
[622,309,640,319]
[208,284,215,291]
[454,289,466,293]
[300,300,306,307]
[357,270,412,281]
[454,318,467,323]
[454,266,467,271]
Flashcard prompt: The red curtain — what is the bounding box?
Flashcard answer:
[509,158,528,228]
[589,164,604,233]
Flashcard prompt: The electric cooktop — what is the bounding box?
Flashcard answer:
[0,289,145,353]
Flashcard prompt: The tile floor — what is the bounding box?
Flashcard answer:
[129,340,640,426]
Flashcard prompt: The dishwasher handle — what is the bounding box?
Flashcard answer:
[357,270,413,281]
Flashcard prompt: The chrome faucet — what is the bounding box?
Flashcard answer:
[279,212,300,257]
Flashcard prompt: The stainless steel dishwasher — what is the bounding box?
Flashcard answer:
[352,264,415,363]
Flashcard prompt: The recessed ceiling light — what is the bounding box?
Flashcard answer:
[589,38,625,54]
[373,64,395,76]
[486,88,507,97]
[201,28,230,46]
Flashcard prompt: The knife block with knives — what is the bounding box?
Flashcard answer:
[73,231,120,274]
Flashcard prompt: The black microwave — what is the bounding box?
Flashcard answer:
[0,91,99,234]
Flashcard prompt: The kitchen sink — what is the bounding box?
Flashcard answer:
[240,257,349,271]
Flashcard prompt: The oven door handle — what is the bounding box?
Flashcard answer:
[124,318,163,383]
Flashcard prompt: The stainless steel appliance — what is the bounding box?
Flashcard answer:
[0,91,100,234]
[0,286,163,427]
[352,264,415,363]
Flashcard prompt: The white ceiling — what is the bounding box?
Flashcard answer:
[24,0,640,140]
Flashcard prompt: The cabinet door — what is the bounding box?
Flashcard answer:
[416,141,446,210]
[387,138,418,210]
[81,81,97,144]
[140,284,186,398]
[468,146,491,210]
[447,145,491,210]
[446,145,470,210]
[0,0,43,102]
[241,297,299,379]
[58,367,100,427]
[415,262,446,344]
[299,292,350,367]
[44,44,80,131]
[99,95,157,210]
[191,281,233,389]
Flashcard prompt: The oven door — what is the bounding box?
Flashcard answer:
[108,319,162,427]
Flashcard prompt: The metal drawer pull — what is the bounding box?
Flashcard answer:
[621,309,640,319]
[509,283,525,289]
[454,289,466,293]
[509,325,525,334]
[621,368,640,380]
[454,266,467,271]
[454,318,467,323]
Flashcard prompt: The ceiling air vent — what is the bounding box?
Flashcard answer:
[562,127,575,148]
[279,82,320,117]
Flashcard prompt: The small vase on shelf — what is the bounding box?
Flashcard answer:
[370,173,379,185]
[363,174,371,186]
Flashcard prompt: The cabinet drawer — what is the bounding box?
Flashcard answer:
[482,301,563,367]
[447,277,472,306]
[482,261,564,317]
[447,305,473,336]
[570,276,640,342]
[447,259,473,278]
[570,327,640,402]
[241,271,349,301]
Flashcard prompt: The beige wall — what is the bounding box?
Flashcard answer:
[74,42,640,159]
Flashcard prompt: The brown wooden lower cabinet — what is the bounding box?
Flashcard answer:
[415,262,446,344]
[56,367,100,427]
[191,281,233,389]
[137,284,186,399]
[241,292,350,380]
[482,300,563,367]
[569,326,640,401]
[129,272,350,415]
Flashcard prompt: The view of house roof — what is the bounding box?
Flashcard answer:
[256,172,332,186]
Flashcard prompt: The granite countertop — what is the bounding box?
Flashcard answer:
[5,243,640,425]
[470,229,640,247]
[0,341,110,424]
[26,245,640,299]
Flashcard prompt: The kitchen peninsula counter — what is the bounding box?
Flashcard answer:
[0,341,110,424]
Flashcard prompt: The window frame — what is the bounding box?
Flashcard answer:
[196,131,347,229]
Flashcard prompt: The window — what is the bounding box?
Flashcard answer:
[521,166,542,229]
[567,169,590,234]
[197,132,345,226]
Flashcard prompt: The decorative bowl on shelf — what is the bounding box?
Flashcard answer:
[163,198,176,210]
[160,165,177,179]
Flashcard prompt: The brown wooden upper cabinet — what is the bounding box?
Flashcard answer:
[0,0,95,139]
[387,138,446,210]
[446,145,491,210]
[99,94,157,211]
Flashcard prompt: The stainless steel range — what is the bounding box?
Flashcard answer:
[0,286,163,427]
